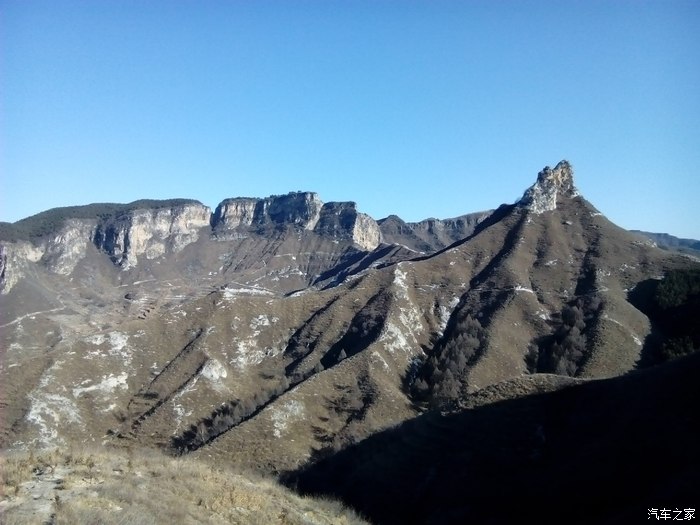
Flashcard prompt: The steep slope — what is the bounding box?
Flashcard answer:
[1,161,697,481]
[288,352,700,525]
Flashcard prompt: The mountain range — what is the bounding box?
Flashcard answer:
[1,160,698,523]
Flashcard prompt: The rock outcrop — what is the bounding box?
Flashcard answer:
[518,160,577,214]
[43,219,98,275]
[314,202,381,251]
[0,241,44,293]
[93,203,211,267]
[0,201,211,292]
[212,192,324,231]
[213,193,380,251]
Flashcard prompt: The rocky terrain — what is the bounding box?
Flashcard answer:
[1,160,698,523]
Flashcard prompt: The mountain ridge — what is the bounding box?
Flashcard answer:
[1,161,698,520]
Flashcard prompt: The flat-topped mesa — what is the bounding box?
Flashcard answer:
[518,160,578,214]
[0,200,212,291]
[213,192,380,251]
[92,202,211,268]
[212,192,323,230]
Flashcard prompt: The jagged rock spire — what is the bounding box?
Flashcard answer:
[518,160,577,214]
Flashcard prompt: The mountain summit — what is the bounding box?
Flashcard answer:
[518,160,577,213]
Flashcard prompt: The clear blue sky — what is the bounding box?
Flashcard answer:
[2,1,699,238]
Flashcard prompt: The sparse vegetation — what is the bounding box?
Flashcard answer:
[0,199,202,242]
[171,376,290,453]
[0,447,367,525]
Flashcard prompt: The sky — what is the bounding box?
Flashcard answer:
[2,1,699,238]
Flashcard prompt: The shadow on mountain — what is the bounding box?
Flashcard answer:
[285,354,700,525]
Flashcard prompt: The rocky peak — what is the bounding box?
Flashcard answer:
[314,202,381,251]
[518,160,578,214]
[266,192,323,229]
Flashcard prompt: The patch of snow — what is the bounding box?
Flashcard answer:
[371,351,391,371]
[270,400,304,438]
[514,285,535,294]
[250,315,271,330]
[392,264,410,300]
[86,334,105,345]
[381,320,413,354]
[27,392,82,447]
[72,372,129,398]
[437,296,460,333]
[201,358,227,382]
[601,314,643,347]
[231,342,281,370]
[171,377,199,430]
[223,286,274,298]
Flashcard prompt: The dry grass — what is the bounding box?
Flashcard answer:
[0,446,368,525]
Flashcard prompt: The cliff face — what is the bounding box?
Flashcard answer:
[43,219,99,275]
[0,193,385,293]
[213,193,380,251]
[93,203,211,267]
[314,202,380,251]
[0,202,211,292]
[211,198,259,229]
[212,192,323,230]
[0,241,44,292]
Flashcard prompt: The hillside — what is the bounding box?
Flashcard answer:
[1,447,366,524]
[1,160,699,523]
[288,352,700,525]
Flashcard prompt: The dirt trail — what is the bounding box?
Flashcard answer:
[0,464,96,524]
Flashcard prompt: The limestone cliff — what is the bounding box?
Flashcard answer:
[213,193,380,251]
[93,203,211,267]
[212,192,323,231]
[0,241,44,293]
[518,160,578,214]
[0,200,211,292]
[43,219,98,275]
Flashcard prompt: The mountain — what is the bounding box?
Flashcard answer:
[1,160,699,522]
[288,352,700,525]
[631,230,700,254]
[377,210,492,254]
